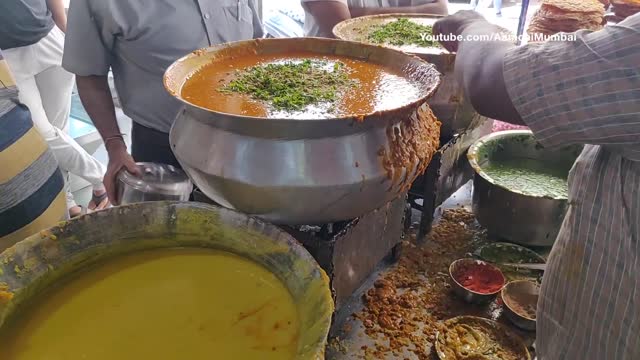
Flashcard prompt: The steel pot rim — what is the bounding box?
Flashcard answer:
[467,129,571,201]
[163,37,441,124]
[333,13,450,56]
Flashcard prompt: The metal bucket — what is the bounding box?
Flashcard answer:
[0,202,333,359]
[467,130,583,246]
[164,37,442,224]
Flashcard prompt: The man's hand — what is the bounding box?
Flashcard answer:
[433,10,487,52]
[104,140,140,205]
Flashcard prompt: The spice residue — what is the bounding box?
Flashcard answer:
[339,209,537,359]
[0,282,13,304]
[379,103,441,190]
[452,261,505,295]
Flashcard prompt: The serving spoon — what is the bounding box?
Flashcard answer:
[502,263,547,271]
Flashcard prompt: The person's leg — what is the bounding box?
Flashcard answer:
[35,65,107,184]
[36,27,108,210]
[36,27,107,187]
[494,0,503,16]
[470,0,478,9]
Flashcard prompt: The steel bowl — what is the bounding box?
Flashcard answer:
[468,130,583,246]
[501,280,540,332]
[435,316,531,360]
[334,14,477,139]
[449,258,506,304]
[164,37,442,224]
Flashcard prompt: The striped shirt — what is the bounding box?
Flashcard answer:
[0,51,66,251]
[503,14,640,360]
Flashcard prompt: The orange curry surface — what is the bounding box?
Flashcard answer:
[180,52,421,119]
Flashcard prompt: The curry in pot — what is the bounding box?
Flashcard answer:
[180,52,422,119]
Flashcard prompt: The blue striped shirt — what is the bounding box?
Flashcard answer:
[0,51,66,251]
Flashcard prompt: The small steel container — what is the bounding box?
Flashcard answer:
[449,258,506,304]
[501,280,539,331]
[117,162,193,204]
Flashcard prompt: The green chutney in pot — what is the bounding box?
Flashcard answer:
[482,158,569,199]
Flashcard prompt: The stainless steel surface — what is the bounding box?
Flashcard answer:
[503,263,547,271]
[333,14,485,139]
[164,37,442,225]
[468,130,583,247]
[449,258,506,304]
[117,162,193,204]
[501,280,539,332]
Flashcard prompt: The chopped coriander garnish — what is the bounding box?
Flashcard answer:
[220,59,356,111]
[368,18,440,48]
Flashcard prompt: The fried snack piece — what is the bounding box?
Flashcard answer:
[527,0,605,38]
[543,0,605,13]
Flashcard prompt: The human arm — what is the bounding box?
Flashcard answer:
[302,1,352,38]
[75,76,139,204]
[433,11,523,125]
[46,0,67,32]
[435,12,640,150]
[63,0,140,203]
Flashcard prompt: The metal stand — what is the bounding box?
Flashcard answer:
[411,115,494,242]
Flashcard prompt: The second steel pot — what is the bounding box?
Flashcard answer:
[468,131,583,247]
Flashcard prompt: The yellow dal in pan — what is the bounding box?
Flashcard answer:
[0,248,299,360]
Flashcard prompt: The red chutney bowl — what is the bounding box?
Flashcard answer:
[449,258,506,304]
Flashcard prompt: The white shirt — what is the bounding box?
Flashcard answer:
[302,0,392,37]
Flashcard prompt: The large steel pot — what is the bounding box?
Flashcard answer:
[164,38,442,224]
[0,202,333,359]
[468,130,583,247]
[333,14,481,139]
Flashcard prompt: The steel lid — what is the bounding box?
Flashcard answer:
[118,162,193,196]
